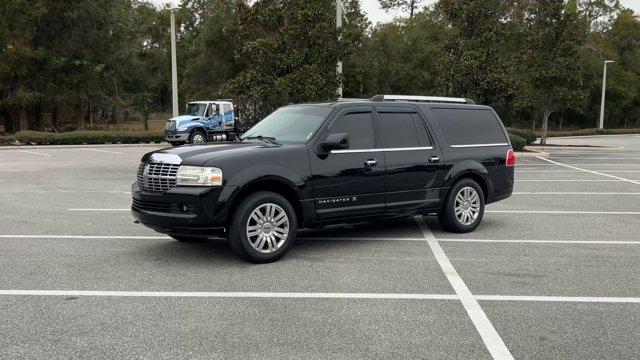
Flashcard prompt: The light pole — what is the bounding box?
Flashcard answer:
[336,0,343,98]
[598,60,614,130]
[170,7,179,118]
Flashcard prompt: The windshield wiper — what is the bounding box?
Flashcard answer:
[244,135,281,145]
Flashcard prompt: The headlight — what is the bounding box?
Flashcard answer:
[176,166,223,186]
[176,126,188,131]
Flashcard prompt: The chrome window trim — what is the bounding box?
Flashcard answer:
[450,143,509,148]
[331,146,433,154]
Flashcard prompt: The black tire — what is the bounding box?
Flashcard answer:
[228,191,297,263]
[188,129,207,144]
[170,235,207,242]
[438,178,485,233]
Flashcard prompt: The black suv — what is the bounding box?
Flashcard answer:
[132,95,515,262]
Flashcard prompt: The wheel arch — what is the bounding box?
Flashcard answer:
[225,176,304,228]
[442,161,492,203]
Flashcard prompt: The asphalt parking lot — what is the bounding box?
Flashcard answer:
[1,135,639,359]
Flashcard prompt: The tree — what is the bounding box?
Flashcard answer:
[521,0,588,144]
[437,0,520,112]
[224,0,366,123]
[379,0,424,19]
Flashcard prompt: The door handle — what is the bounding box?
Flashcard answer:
[364,159,378,167]
[428,156,440,163]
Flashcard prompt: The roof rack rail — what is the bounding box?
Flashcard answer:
[371,95,475,104]
[327,97,370,102]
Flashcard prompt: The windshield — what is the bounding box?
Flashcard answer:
[242,105,332,143]
[185,103,207,117]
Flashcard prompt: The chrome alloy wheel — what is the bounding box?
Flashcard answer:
[192,133,206,144]
[246,203,289,253]
[454,186,480,226]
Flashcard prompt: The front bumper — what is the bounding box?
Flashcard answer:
[131,182,237,237]
[164,132,190,142]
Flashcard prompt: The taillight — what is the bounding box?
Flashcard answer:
[506,149,516,167]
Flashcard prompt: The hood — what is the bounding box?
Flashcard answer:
[142,143,270,166]
[170,115,201,123]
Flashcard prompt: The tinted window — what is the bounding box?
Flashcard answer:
[413,114,432,147]
[431,108,507,145]
[330,112,374,149]
[379,112,419,148]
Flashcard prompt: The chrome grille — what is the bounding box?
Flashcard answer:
[137,162,180,192]
[165,120,176,131]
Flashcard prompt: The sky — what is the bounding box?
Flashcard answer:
[151,0,640,24]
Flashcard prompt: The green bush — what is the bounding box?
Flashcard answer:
[545,128,640,137]
[12,131,164,145]
[507,128,537,144]
[0,135,15,145]
[508,133,526,151]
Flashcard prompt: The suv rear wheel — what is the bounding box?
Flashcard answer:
[438,178,485,233]
[228,191,297,263]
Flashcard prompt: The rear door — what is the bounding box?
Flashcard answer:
[309,107,386,219]
[376,107,445,213]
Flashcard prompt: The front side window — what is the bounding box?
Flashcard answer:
[242,105,332,143]
[379,112,419,148]
[185,103,207,117]
[329,112,375,150]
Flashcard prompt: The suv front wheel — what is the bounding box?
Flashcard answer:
[228,191,297,263]
[438,178,485,233]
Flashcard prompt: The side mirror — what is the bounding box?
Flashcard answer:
[321,133,349,151]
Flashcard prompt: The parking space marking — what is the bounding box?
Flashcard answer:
[0,235,170,239]
[475,295,640,304]
[486,210,640,215]
[516,179,636,182]
[78,148,125,155]
[415,216,514,360]
[438,238,640,245]
[299,236,425,241]
[516,170,640,173]
[537,157,640,186]
[517,163,640,166]
[68,208,130,211]
[513,192,640,195]
[0,289,458,300]
[17,150,52,157]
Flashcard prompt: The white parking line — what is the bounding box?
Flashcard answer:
[1,289,638,304]
[537,156,640,186]
[17,150,52,157]
[0,289,457,300]
[486,210,640,215]
[78,148,124,155]
[0,235,170,239]
[437,238,640,245]
[475,295,640,304]
[299,236,425,241]
[515,179,635,182]
[68,208,130,211]
[516,170,640,173]
[517,164,640,166]
[513,192,640,195]
[415,216,514,360]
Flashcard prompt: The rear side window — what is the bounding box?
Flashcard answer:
[431,108,507,146]
[378,112,419,148]
[330,112,375,149]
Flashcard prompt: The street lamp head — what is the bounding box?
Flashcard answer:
[605,60,615,64]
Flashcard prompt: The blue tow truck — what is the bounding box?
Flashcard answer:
[164,100,245,146]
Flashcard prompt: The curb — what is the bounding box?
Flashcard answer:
[530,145,624,151]
[0,143,169,151]
[517,150,549,158]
